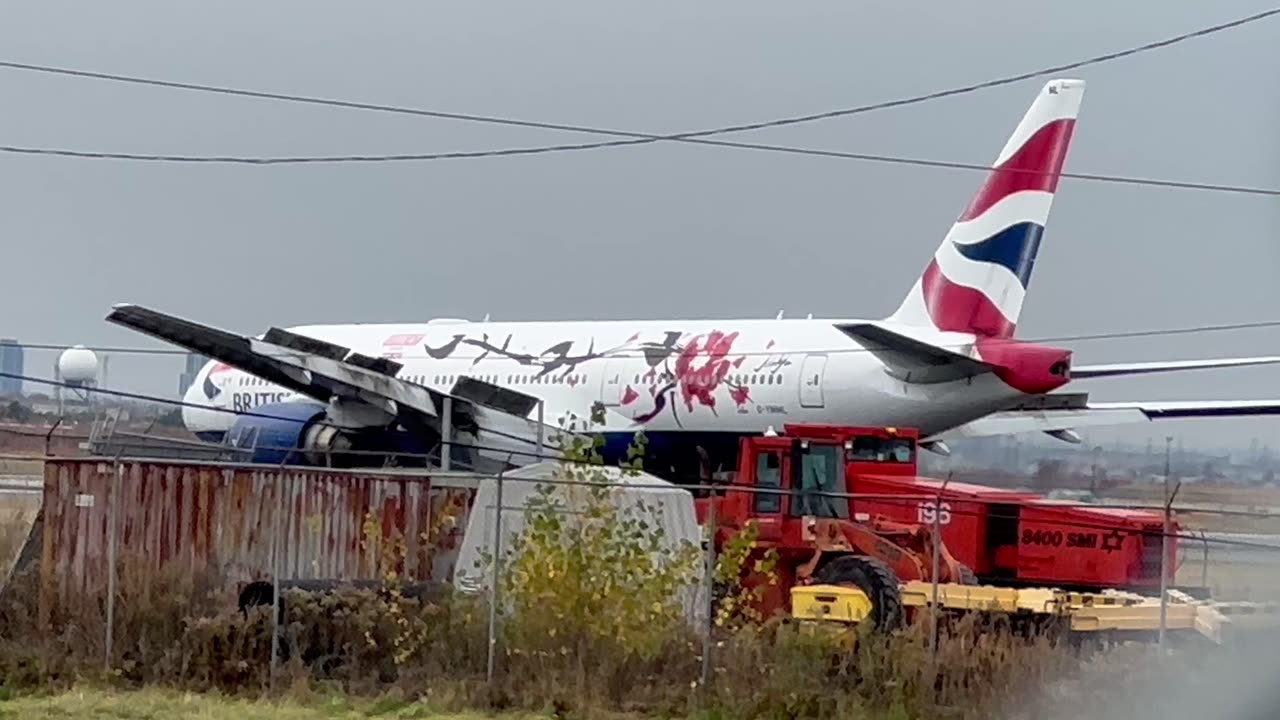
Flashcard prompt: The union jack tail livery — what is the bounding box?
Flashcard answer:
[889,78,1085,338]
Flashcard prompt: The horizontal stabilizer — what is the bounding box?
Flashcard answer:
[836,323,993,383]
[1073,356,1280,379]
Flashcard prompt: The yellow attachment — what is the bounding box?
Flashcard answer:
[900,581,1055,614]
[791,584,873,624]
[799,580,1280,645]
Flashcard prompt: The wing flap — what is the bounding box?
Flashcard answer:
[263,327,350,361]
[451,376,544,418]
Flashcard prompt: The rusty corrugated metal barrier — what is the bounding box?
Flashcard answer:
[38,458,479,617]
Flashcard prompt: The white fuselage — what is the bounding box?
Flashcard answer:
[182,317,1028,441]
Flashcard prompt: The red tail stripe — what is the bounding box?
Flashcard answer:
[957,118,1076,223]
[920,260,1016,338]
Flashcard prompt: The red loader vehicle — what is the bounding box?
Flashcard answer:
[693,425,974,628]
[758,424,1179,594]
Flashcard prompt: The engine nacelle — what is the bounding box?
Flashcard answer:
[226,400,436,467]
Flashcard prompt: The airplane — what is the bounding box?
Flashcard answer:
[106,77,1280,480]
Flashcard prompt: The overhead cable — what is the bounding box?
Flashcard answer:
[2,141,1278,197]
[1,8,1274,147]
[0,7,1278,196]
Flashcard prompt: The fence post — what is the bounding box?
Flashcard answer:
[701,493,717,690]
[1200,530,1209,590]
[535,401,545,461]
[486,469,507,691]
[43,417,64,456]
[1158,476,1181,653]
[104,460,121,671]
[441,397,452,471]
[929,474,951,661]
[270,471,285,683]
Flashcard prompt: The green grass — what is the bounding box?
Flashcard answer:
[0,686,548,720]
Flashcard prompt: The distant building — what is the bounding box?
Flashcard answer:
[178,352,208,397]
[0,339,22,397]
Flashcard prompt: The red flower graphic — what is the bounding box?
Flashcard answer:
[675,331,741,413]
[620,385,640,405]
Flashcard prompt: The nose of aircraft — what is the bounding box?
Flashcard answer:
[182,362,230,441]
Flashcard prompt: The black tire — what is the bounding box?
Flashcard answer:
[957,563,979,586]
[815,555,903,631]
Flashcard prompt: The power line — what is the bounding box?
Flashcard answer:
[0,8,1276,197]
[13,317,1280,360]
[4,141,1279,198]
[1,8,1273,146]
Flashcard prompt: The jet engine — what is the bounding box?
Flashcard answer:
[225,400,437,468]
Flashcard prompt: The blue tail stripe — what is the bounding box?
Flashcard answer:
[952,221,1045,288]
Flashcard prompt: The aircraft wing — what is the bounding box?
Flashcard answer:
[930,394,1280,441]
[1072,356,1280,379]
[106,304,577,463]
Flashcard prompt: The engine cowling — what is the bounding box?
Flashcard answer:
[226,400,436,467]
[226,400,326,465]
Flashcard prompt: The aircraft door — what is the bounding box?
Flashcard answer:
[598,357,627,407]
[798,354,827,408]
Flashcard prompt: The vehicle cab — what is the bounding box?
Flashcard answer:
[695,425,920,538]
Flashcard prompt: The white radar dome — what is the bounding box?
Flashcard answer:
[58,345,99,384]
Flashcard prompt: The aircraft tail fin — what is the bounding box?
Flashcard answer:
[887,78,1085,338]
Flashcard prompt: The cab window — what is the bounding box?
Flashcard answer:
[848,436,915,463]
[790,443,849,519]
[753,451,782,513]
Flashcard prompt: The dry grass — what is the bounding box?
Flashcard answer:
[1175,543,1280,600]
[0,561,1252,720]
[0,686,542,719]
[1102,480,1280,509]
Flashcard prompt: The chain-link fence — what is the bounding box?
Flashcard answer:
[3,451,1280,716]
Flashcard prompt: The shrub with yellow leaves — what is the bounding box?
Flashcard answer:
[487,403,703,698]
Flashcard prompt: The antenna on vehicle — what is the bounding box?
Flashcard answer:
[806,312,813,319]
[482,313,490,322]
[776,310,784,320]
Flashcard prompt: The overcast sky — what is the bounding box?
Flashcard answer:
[2,0,1279,449]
